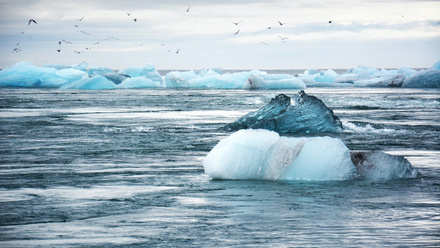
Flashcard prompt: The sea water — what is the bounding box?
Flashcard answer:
[0,87,439,247]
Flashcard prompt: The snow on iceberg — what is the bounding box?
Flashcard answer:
[203,129,356,181]
[204,129,420,181]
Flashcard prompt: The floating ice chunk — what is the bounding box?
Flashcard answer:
[368,74,406,87]
[120,63,163,83]
[72,62,88,71]
[225,91,343,133]
[0,61,83,88]
[102,73,130,85]
[60,75,116,90]
[117,77,163,88]
[243,73,306,89]
[402,68,440,88]
[314,69,339,83]
[351,151,419,180]
[203,129,356,181]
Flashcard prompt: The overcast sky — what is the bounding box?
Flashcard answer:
[0,0,439,70]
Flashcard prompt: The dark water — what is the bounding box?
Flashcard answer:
[0,87,439,247]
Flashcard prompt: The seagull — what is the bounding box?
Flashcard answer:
[328,20,332,24]
[259,42,268,45]
[105,37,119,40]
[61,39,72,44]
[74,51,83,54]
[28,19,37,25]
[74,25,79,28]
[176,48,180,54]
[267,27,272,29]
[127,12,132,16]
[136,42,145,47]
[56,49,61,53]
[78,16,85,21]
[278,20,285,25]
[93,41,100,45]
[278,36,288,40]
[12,48,22,53]
[133,18,137,22]
[186,7,191,12]
[234,29,240,35]
[233,20,243,25]
[80,30,90,35]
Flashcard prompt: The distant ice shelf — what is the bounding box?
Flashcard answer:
[1,60,439,89]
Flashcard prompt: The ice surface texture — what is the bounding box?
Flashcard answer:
[203,129,420,181]
[225,91,343,134]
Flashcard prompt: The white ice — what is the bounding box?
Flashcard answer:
[203,129,356,181]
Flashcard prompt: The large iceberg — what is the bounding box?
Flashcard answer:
[203,129,420,181]
[0,62,88,88]
[225,91,343,134]
[60,75,117,90]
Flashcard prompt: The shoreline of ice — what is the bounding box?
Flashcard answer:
[0,60,439,89]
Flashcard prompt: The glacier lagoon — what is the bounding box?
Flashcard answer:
[0,80,439,246]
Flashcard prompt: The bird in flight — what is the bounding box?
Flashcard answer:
[78,16,85,21]
[127,12,132,16]
[176,48,180,54]
[80,30,90,35]
[28,19,37,25]
[267,27,272,29]
[234,29,240,35]
[233,20,243,25]
[328,20,332,24]
[133,18,137,22]
[56,49,61,53]
[278,36,288,40]
[12,48,22,53]
[186,7,191,12]
[259,42,268,45]
[278,20,285,25]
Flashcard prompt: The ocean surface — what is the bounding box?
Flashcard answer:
[0,87,439,247]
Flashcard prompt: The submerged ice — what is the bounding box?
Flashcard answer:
[203,129,419,181]
[1,59,439,89]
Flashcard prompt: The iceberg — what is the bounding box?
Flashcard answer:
[120,63,163,84]
[351,151,419,180]
[0,61,87,88]
[117,76,163,88]
[203,129,356,181]
[60,75,117,90]
[203,129,420,181]
[225,91,343,134]
[243,73,306,89]
[402,68,440,88]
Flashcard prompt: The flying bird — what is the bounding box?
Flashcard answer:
[28,19,37,25]
[234,29,240,35]
[80,30,90,35]
[133,18,137,22]
[12,48,22,53]
[233,20,243,25]
[74,25,79,28]
[127,12,132,16]
[186,7,191,12]
[278,20,285,25]
[267,27,272,29]
[259,42,268,45]
[328,20,332,24]
[56,49,61,53]
[278,36,288,40]
[74,51,83,54]
[176,48,180,54]
[78,16,85,21]
[105,37,119,40]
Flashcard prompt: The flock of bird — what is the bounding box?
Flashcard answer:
[13,6,333,55]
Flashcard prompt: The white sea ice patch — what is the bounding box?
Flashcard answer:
[203,129,356,181]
